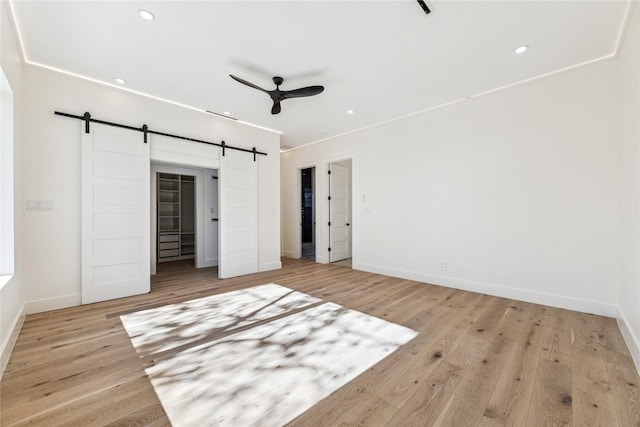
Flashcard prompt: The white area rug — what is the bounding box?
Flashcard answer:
[121,284,417,427]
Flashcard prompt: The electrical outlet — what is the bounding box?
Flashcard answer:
[441,262,447,271]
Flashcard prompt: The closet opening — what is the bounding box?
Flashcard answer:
[157,173,196,265]
[151,164,219,277]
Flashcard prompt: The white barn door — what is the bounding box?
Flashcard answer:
[82,123,150,304]
[219,150,258,278]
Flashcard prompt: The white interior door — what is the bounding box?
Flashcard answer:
[219,150,258,278]
[82,123,150,304]
[329,163,351,262]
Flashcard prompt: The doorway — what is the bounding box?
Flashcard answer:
[150,163,219,276]
[156,172,196,265]
[301,167,316,260]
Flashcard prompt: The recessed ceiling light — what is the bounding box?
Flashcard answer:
[347,109,355,115]
[138,9,155,21]
[115,78,126,84]
[514,45,528,54]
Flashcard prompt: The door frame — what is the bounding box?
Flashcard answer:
[299,166,316,260]
[150,163,206,275]
[149,133,224,277]
[295,163,319,260]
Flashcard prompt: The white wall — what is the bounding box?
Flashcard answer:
[22,64,281,314]
[0,0,25,374]
[282,56,623,317]
[617,3,640,372]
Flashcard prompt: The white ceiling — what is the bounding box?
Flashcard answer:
[10,1,631,148]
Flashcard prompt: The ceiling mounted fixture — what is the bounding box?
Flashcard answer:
[347,109,355,115]
[138,9,155,21]
[514,45,529,54]
[114,77,126,84]
[416,0,432,15]
[230,75,325,115]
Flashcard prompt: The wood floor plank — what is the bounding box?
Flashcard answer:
[572,354,619,426]
[540,322,573,366]
[525,359,573,427]
[433,333,515,426]
[12,375,165,426]
[480,304,546,426]
[368,293,485,406]
[467,297,511,338]
[592,316,637,368]
[2,361,152,425]
[388,360,465,427]
[1,258,638,426]
[570,311,602,360]
[604,361,640,426]
[385,335,485,426]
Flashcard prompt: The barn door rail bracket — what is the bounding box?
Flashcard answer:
[55,111,268,157]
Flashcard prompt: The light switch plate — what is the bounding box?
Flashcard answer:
[26,200,54,211]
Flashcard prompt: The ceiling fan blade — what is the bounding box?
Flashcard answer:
[281,86,325,100]
[229,74,268,92]
[231,73,323,114]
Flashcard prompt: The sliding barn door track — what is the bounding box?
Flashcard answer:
[55,110,267,161]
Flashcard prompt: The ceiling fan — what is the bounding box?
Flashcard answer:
[229,74,324,115]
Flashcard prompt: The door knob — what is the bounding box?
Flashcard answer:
[346,223,350,226]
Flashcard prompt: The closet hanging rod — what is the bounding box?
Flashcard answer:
[54,111,268,158]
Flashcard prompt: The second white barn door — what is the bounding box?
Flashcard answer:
[219,149,258,278]
[81,123,150,304]
[329,163,350,262]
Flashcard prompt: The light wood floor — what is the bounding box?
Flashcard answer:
[2,258,639,426]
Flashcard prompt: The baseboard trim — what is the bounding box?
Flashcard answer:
[25,293,82,315]
[618,309,640,375]
[199,258,219,268]
[356,262,619,317]
[1,302,26,378]
[281,250,298,259]
[259,261,282,273]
